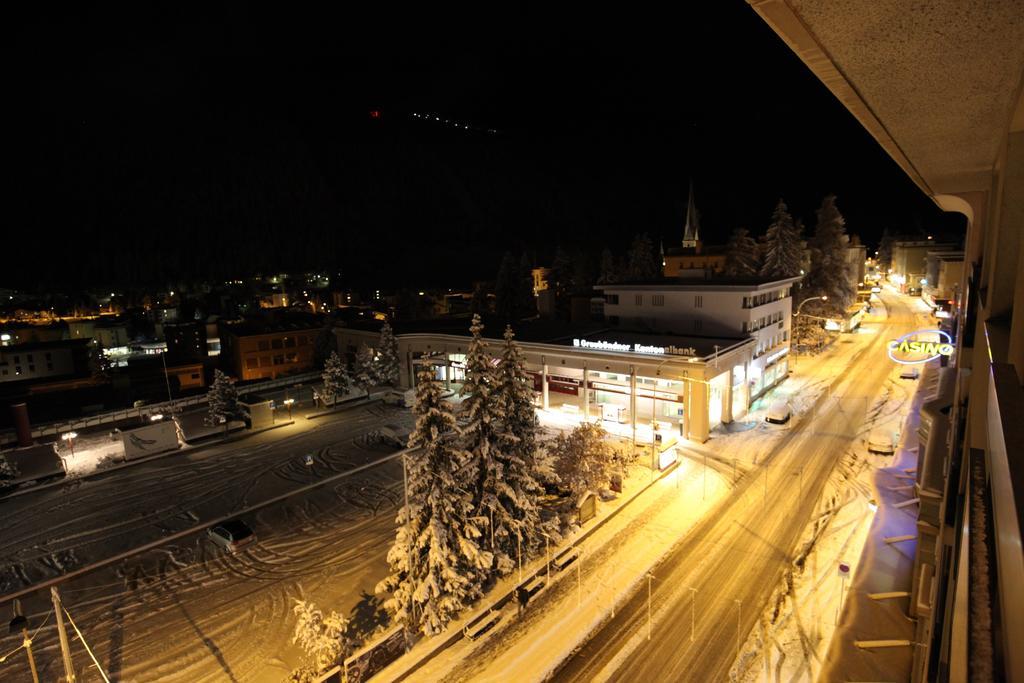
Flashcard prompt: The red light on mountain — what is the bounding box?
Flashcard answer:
[369,109,381,119]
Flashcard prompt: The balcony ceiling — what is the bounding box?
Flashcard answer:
[749,0,1024,196]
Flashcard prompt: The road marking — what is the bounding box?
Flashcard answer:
[883,535,915,544]
[854,639,912,649]
[868,591,910,600]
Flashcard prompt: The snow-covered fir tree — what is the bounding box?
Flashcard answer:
[376,364,491,636]
[321,351,351,407]
[516,252,536,319]
[376,322,400,386]
[494,252,518,321]
[353,343,377,398]
[549,422,616,498]
[724,227,760,276]
[487,325,550,570]
[206,369,239,434]
[625,233,661,280]
[804,194,856,316]
[760,199,804,278]
[597,247,619,284]
[0,454,17,483]
[877,227,895,272]
[289,599,348,679]
[458,315,507,564]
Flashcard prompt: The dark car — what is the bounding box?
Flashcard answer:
[207,519,256,553]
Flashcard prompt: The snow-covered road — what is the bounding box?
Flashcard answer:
[0,403,412,682]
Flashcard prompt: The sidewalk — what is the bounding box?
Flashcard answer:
[381,457,730,683]
[817,363,939,682]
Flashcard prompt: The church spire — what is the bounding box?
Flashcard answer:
[683,179,700,248]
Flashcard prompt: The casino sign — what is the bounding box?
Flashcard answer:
[887,329,954,365]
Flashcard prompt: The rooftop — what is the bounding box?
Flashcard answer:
[342,315,749,360]
[597,274,802,290]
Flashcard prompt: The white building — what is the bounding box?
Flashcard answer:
[335,317,759,444]
[598,275,800,400]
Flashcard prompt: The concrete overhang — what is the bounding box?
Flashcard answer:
[748,0,1024,203]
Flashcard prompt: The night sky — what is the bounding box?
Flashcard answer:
[13,3,963,292]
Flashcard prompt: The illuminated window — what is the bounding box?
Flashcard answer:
[652,295,665,306]
[635,294,643,306]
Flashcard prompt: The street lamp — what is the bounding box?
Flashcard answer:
[283,398,295,420]
[61,431,78,457]
[792,295,828,367]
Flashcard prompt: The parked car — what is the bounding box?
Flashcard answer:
[899,366,920,380]
[207,519,256,552]
[867,429,896,455]
[765,400,791,424]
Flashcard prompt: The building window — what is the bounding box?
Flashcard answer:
[46,363,53,371]
[258,340,269,352]
[273,354,284,365]
[27,354,34,362]
[605,294,619,305]
[694,295,703,308]
[298,336,309,346]
[246,358,258,369]
[259,356,272,367]
[28,364,35,372]
[284,337,296,348]
[191,373,200,380]
[285,352,298,363]
[271,338,283,350]
[693,319,702,332]
[635,294,643,306]
[652,295,665,306]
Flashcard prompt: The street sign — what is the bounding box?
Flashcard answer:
[838,560,851,578]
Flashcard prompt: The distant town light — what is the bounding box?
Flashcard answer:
[150,414,164,421]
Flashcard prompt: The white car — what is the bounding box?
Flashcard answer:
[867,429,896,455]
[207,519,256,553]
[765,400,791,424]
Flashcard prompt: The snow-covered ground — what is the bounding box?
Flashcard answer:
[0,403,413,683]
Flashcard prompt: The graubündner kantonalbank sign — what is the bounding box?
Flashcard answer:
[572,338,698,356]
[887,329,955,365]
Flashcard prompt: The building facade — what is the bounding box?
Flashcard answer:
[336,319,756,443]
[0,339,91,383]
[219,317,320,381]
[598,276,799,400]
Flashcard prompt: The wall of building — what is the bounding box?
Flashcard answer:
[223,330,316,381]
[0,343,87,383]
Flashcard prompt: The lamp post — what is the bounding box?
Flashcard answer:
[61,431,77,458]
[793,295,828,367]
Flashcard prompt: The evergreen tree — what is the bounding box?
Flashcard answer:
[516,252,536,319]
[877,228,895,272]
[494,252,518,321]
[488,325,549,569]
[458,315,504,561]
[376,364,491,635]
[377,322,401,386]
[625,233,661,280]
[321,351,351,407]
[596,247,618,284]
[469,282,489,315]
[550,247,575,318]
[353,343,377,398]
[724,228,761,276]
[206,369,239,435]
[805,194,856,316]
[760,199,804,278]
[0,454,17,484]
[312,324,337,371]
